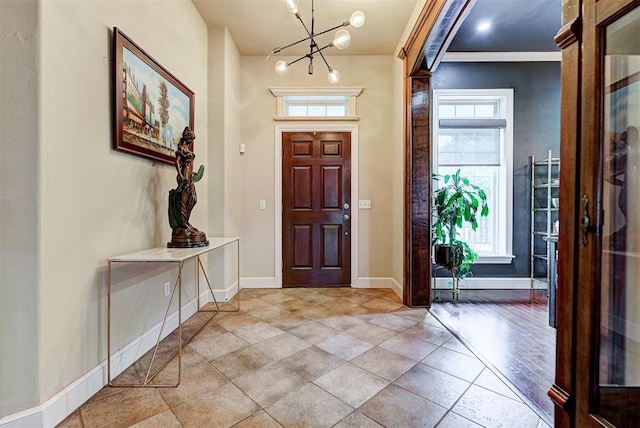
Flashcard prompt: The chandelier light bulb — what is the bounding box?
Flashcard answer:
[328,69,340,84]
[349,11,366,28]
[284,0,299,14]
[275,60,289,75]
[333,29,351,50]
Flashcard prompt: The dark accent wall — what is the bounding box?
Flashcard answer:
[432,61,561,277]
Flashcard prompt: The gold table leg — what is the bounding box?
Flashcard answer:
[108,261,183,388]
[107,238,241,388]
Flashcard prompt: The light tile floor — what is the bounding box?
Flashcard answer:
[58,288,549,428]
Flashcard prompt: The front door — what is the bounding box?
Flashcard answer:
[282,131,351,287]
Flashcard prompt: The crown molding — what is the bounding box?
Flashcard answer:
[269,87,363,97]
[442,51,561,62]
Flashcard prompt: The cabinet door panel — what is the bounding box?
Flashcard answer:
[596,6,640,427]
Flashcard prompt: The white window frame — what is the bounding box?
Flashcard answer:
[432,88,515,264]
[270,87,363,121]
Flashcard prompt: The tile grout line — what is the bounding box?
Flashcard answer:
[429,306,553,426]
[64,289,547,428]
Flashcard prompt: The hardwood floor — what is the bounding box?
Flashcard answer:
[430,289,556,426]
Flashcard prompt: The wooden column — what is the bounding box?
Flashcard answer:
[398,0,476,307]
[549,1,581,426]
[404,74,432,307]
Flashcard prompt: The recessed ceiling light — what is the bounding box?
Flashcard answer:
[477,21,492,32]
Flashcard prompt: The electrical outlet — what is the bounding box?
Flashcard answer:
[164,281,170,297]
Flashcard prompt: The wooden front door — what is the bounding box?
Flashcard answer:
[282,131,351,287]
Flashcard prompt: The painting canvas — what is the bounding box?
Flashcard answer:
[113,28,194,164]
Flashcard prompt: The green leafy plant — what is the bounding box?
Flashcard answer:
[432,169,489,281]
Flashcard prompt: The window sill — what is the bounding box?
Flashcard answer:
[474,255,515,264]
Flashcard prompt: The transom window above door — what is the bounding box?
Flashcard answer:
[285,95,349,117]
[270,87,363,121]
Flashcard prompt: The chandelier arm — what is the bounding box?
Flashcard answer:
[295,13,313,38]
[282,42,332,68]
[318,51,333,72]
[271,33,315,55]
[271,21,348,58]
[310,43,335,57]
[316,47,332,71]
[287,54,312,67]
[312,22,350,39]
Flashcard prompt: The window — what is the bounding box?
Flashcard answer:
[270,87,362,120]
[433,89,514,263]
[284,95,348,117]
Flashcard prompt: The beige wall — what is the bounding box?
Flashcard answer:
[35,0,208,407]
[392,58,405,288]
[391,0,428,290]
[0,0,40,417]
[240,55,395,284]
[207,27,242,290]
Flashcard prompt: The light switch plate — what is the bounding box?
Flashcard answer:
[359,200,372,209]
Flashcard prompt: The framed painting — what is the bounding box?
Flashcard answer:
[113,27,194,164]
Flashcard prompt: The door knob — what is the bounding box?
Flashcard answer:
[343,214,350,220]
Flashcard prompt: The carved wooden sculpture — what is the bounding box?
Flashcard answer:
[167,127,208,248]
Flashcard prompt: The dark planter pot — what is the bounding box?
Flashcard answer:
[434,244,462,269]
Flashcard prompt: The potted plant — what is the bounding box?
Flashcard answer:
[432,169,489,294]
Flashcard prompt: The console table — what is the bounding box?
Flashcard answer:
[107,237,240,387]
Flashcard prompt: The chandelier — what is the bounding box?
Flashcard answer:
[267,0,366,84]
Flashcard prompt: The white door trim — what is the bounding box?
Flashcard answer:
[275,123,359,287]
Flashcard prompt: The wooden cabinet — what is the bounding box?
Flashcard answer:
[553,0,640,426]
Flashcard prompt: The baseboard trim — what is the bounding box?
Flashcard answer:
[240,277,281,289]
[240,276,399,291]
[351,277,394,289]
[0,406,41,428]
[432,277,545,290]
[212,280,239,302]
[0,290,214,428]
[390,278,403,300]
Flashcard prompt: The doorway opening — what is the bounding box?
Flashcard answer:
[429,68,559,426]
[423,2,561,425]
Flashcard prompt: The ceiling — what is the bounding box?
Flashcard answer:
[191,0,420,56]
[448,0,561,52]
[191,0,562,58]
